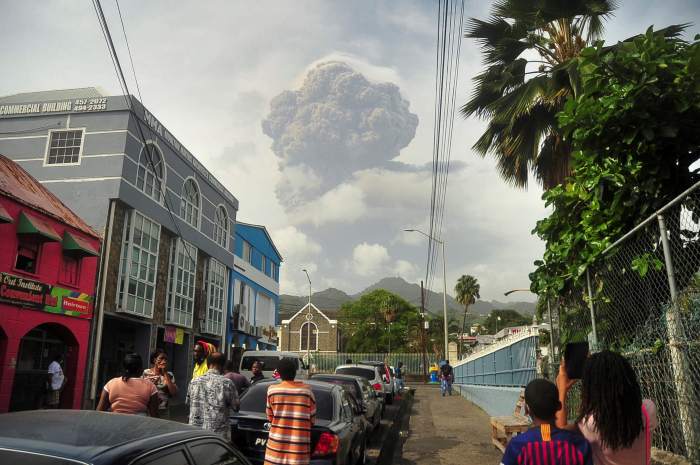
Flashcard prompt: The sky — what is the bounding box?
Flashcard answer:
[1,1,698,302]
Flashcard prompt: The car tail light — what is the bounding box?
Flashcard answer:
[372,382,382,391]
[312,432,340,457]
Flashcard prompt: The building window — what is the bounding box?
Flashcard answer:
[204,258,227,336]
[180,178,200,228]
[300,322,318,351]
[60,254,80,286]
[117,210,160,318]
[166,238,197,327]
[213,206,228,248]
[45,129,84,165]
[242,240,251,263]
[270,261,277,281]
[136,142,164,202]
[15,238,40,274]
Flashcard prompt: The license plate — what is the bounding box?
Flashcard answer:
[254,436,268,447]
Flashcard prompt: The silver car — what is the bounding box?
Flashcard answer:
[335,363,393,405]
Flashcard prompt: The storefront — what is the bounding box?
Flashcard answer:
[0,156,100,412]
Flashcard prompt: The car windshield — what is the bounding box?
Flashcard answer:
[239,383,333,420]
[241,356,299,371]
[313,377,361,399]
[336,367,375,380]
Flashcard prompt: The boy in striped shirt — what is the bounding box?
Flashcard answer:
[501,379,592,465]
[264,359,316,465]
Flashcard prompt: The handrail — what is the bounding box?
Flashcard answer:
[454,326,540,367]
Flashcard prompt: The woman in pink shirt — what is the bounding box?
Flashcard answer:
[97,353,159,417]
[556,351,657,465]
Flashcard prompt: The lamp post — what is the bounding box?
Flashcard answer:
[302,269,311,366]
[404,228,448,361]
[504,288,555,363]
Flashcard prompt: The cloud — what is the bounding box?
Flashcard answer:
[393,259,419,278]
[351,242,391,277]
[293,183,366,227]
[262,61,419,209]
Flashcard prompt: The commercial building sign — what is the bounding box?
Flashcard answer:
[0,272,93,319]
[0,273,48,309]
[0,97,109,116]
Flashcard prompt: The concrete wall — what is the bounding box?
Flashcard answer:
[453,384,524,417]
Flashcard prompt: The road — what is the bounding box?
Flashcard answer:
[397,384,502,465]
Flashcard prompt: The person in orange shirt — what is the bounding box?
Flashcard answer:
[264,359,316,465]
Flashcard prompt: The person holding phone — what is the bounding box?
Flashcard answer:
[556,350,657,465]
[143,348,178,418]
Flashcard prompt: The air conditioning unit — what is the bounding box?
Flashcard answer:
[255,326,263,337]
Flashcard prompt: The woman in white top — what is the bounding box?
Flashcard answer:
[556,350,657,465]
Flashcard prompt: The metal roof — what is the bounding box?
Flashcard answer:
[0,155,100,238]
[0,87,106,104]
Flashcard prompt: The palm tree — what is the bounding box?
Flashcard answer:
[454,275,480,358]
[462,0,617,189]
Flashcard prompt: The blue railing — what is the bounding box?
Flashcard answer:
[454,334,538,387]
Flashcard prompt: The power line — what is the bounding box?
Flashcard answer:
[92,0,196,265]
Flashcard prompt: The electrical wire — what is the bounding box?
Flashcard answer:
[92,0,196,265]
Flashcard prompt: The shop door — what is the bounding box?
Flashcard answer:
[10,324,76,411]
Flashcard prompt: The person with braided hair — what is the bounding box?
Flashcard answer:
[556,350,658,465]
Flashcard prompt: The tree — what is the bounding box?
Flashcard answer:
[484,310,532,334]
[338,290,421,353]
[462,0,616,189]
[454,275,480,357]
[530,27,699,346]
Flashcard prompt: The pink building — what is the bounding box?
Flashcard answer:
[0,155,100,412]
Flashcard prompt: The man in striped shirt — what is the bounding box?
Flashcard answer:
[501,379,592,465]
[264,359,316,465]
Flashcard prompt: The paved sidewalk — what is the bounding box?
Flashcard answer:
[399,384,502,465]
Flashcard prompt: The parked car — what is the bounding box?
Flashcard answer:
[357,361,396,404]
[311,373,383,431]
[335,363,392,405]
[0,409,251,465]
[231,379,367,465]
[239,351,309,380]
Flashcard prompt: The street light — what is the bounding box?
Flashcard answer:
[404,228,448,361]
[302,269,312,366]
[504,287,555,362]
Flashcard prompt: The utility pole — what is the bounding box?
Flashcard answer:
[420,280,428,383]
[302,269,311,368]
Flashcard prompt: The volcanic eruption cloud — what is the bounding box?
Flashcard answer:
[262,62,419,210]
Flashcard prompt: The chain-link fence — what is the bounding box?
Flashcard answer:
[547,183,700,462]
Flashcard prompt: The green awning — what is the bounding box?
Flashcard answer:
[0,204,12,223]
[17,211,61,241]
[63,231,99,257]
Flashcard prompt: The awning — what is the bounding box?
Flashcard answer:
[17,211,61,241]
[0,204,12,223]
[62,231,100,257]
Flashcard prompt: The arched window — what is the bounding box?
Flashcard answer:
[300,322,318,351]
[180,178,200,227]
[213,205,229,248]
[136,142,164,201]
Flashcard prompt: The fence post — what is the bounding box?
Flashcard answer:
[658,213,697,460]
[547,299,556,371]
[586,269,599,350]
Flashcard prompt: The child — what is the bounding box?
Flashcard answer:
[501,379,592,465]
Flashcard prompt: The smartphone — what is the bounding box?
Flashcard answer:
[564,342,589,379]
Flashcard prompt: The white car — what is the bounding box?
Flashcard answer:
[335,363,392,405]
[239,350,309,380]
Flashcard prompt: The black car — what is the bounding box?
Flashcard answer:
[231,380,366,465]
[0,409,251,465]
[311,374,382,431]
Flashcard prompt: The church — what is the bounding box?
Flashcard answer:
[279,303,340,353]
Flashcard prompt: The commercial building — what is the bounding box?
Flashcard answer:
[0,88,238,407]
[0,155,101,412]
[229,222,281,363]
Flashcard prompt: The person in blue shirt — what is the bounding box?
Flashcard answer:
[501,378,592,465]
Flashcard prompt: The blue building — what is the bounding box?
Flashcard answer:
[229,222,282,356]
